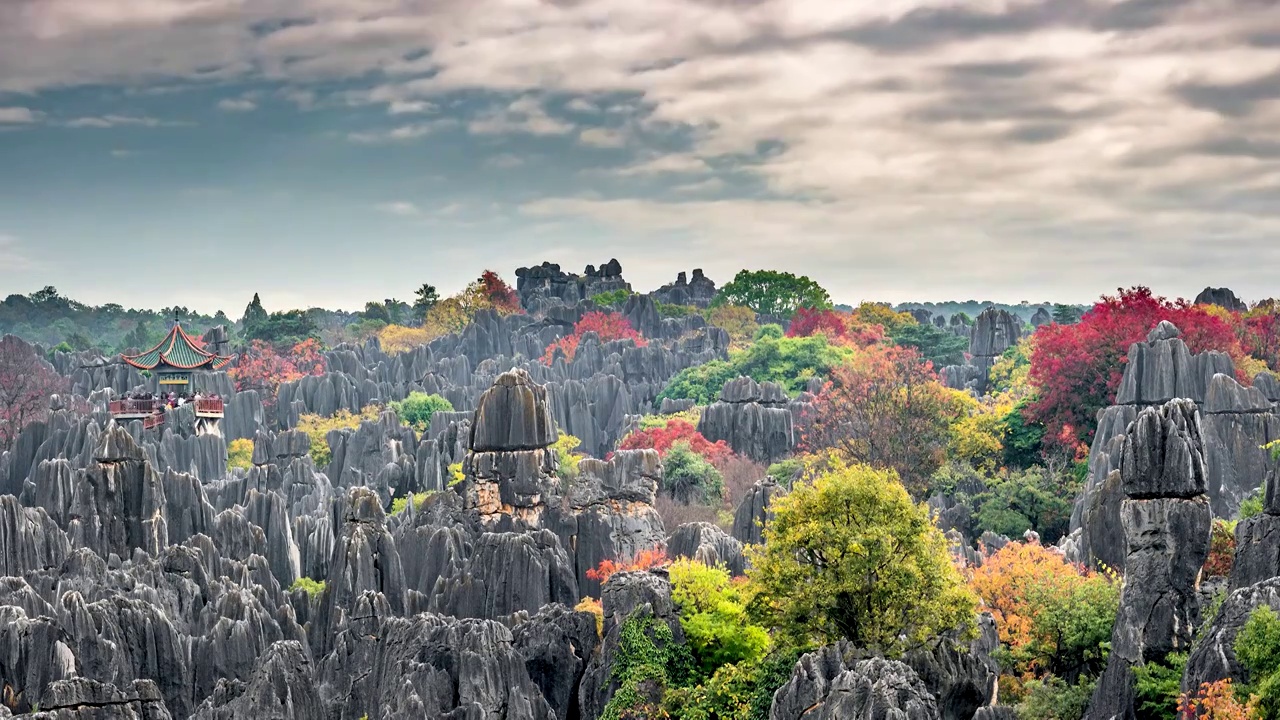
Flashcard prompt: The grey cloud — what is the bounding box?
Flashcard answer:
[1176,70,1280,117]
[1005,123,1073,144]
[945,61,1046,80]
[1089,0,1197,31]
[837,2,1090,52]
[1191,136,1280,159]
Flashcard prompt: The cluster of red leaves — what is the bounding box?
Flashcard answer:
[1203,519,1237,579]
[1028,287,1242,452]
[0,336,67,452]
[229,338,326,407]
[801,343,955,495]
[617,418,734,467]
[786,306,885,347]
[1179,680,1253,719]
[479,270,522,314]
[585,548,668,585]
[542,311,647,364]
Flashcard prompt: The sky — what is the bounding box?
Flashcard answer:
[1,0,1279,315]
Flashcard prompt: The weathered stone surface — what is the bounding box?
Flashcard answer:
[30,678,172,720]
[1194,287,1248,312]
[968,308,1021,359]
[699,377,794,464]
[1030,307,1052,327]
[770,643,939,720]
[430,530,578,619]
[904,614,999,720]
[667,522,746,576]
[732,478,781,546]
[471,369,558,452]
[191,641,321,720]
[513,604,601,720]
[1119,399,1207,498]
[1182,577,1280,695]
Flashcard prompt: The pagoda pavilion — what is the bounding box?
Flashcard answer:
[110,323,235,435]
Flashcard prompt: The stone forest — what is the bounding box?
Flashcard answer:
[6,264,1280,720]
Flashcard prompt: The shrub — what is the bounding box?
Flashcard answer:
[755,324,783,341]
[591,289,633,308]
[587,548,669,586]
[786,306,852,341]
[747,458,976,653]
[389,392,453,432]
[657,333,855,407]
[552,432,586,481]
[1178,680,1254,719]
[376,324,434,354]
[390,492,435,514]
[891,321,969,367]
[543,311,647,364]
[669,559,770,680]
[289,577,325,598]
[663,441,726,504]
[973,467,1076,545]
[1204,519,1237,579]
[1018,675,1096,720]
[707,305,759,345]
[658,302,698,319]
[576,596,604,636]
[765,457,804,487]
[227,438,254,471]
[295,406,381,467]
[447,462,463,487]
[1241,492,1265,521]
[1236,606,1280,715]
[601,613,694,720]
[1133,653,1188,720]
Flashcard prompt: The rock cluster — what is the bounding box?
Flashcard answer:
[697,377,801,464]
[651,269,717,308]
[1086,399,1212,718]
[1194,286,1248,312]
[939,308,1022,394]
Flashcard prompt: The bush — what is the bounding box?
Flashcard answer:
[1204,519,1237,579]
[543,311,647,364]
[657,333,855,407]
[890,321,969,367]
[227,438,254,471]
[576,596,604,636]
[376,324,434,354]
[390,492,435,514]
[973,467,1076,545]
[765,457,804,487]
[747,458,976,653]
[658,302,698,319]
[1134,653,1188,720]
[289,577,326,598]
[754,324,783,341]
[592,289,633,309]
[551,433,585,481]
[1236,606,1280,715]
[389,392,453,432]
[1018,675,1096,720]
[663,442,726,504]
[295,406,381,467]
[1241,492,1264,521]
[669,559,769,679]
[586,548,668,586]
[601,613,694,720]
[619,419,733,468]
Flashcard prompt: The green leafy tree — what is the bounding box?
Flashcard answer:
[363,301,392,324]
[890,322,970,367]
[413,283,440,316]
[658,333,854,407]
[389,392,454,432]
[663,441,725,504]
[711,270,832,320]
[1237,606,1280,715]
[747,459,976,653]
[1052,304,1083,325]
[669,559,770,680]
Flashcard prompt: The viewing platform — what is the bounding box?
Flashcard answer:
[108,397,224,419]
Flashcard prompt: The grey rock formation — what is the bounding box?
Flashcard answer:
[1182,577,1280,696]
[516,260,630,309]
[513,604,601,720]
[698,377,794,464]
[1086,400,1213,719]
[652,269,717,308]
[904,614,1000,720]
[1030,307,1052,327]
[732,478,782,546]
[667,522,747,576]
[27,678,172,720]
[191,641,321,720]
[770,643,939,720]
[1194,287,1247,313]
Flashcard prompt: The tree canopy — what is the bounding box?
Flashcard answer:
[711,270,831,319]
[747,458,976,653]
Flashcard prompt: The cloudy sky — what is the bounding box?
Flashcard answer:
[1,0,1278,314]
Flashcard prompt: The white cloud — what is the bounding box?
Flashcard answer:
[388,100,434,115]
[63,114,186,128]
[578,126,628,148]
[486,153,525,169]
[348,118,456,143]
[672,177,725,194]
[110,148,134,157]
[610,153,712,176]
[376,201,421,216]
[469,95,575,136]
[0,107,39,123]
[216,98,256,112]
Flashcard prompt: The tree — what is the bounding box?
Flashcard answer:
[747,459,976,653]
[706,304,759,345]
[543,311,646,364]
[1051,304,1083,325]
[375,324,432,354]
[228,339,326,406]
[662,441,726,504]
[0,335,66,452]
[362,301,392,324]
[711,270,831,320]
[890,322,970,367]
[802,344,959,495]
[412,283,440,316]
[1028,287,1241,451]
[618,418,734,467]
[477,269,522,314]
[786,307,853,341]
[967,541,1118,686]
[668,558,770,680]
[388,392,453,432]
[241,293,268,334]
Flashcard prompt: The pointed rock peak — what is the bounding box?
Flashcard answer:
[344,486,386,525]
[470,369,557,452]
[94,423,144,462]
[1148,320,1183,343]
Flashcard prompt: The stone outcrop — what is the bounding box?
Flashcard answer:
[770,643,939,720]
[732,478,782,546]
[904,614,1000,720]
[667,522,747,576]
[652,269,717,308]
[513,604,601,720]
[1194,287,1247,313]
[516,260,630,310]
[1086,399,1213,718]
[1182,577,1280,696]
[697,377,795,464]
[1030,306,1052,327]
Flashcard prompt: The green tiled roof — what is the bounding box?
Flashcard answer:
[122,324,235,371]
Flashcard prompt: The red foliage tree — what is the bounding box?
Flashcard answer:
[1203,519,1236,579]
[585,548,668,585]
[1028,287,1241,451]
[0,336,67,452]
[1241,305,1280,372]
[229,339,326,407]
[479,270,522,314]
[801,343,956,495]
[787,306,850,340]
[542,311,647,364]
[617,419,734,467]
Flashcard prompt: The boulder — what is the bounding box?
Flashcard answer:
[770,643,938,720]
[667,522,747,576]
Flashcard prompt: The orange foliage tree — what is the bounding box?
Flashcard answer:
[967,541,1119,693]
[543,311,647,364]
[229,339,326,406]
[1179,680,1254,719]
[585,548,669,586]
[617,419,734,467]
[801,343,959,495]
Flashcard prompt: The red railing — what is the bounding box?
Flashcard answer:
[143,414,166,431]
[109,399,160,415]
[194,398,224,415]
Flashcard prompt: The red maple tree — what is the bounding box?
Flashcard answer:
[617,418,734,467]
[229,338,326,407]
[0,336,67,452]
[1027,287,1240,451]
[479,270,522,314]
[542,311,647,364]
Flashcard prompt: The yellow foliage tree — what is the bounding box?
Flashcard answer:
[852,302,917,334]
[227,438,254,471]
[376,324,434,354]
[422,297,472,340]
[946,389,1012,474]
[295,406,381,467]
[707,304,760,345]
